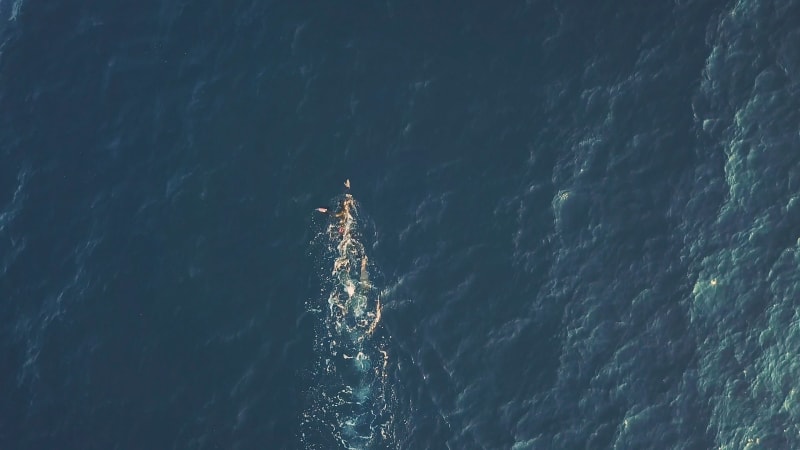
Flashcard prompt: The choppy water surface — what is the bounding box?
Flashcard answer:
[2,0,800,448]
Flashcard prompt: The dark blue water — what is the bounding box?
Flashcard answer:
[2,0,800,448]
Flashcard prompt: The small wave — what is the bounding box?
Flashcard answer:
[9,0,22,21]
[1,164,29,274]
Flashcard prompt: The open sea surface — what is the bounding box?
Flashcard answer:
[2,0,800,448]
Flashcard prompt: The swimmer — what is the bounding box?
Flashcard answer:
[366,297,381,335]
[360,256,370,286]
[316,180,352,216]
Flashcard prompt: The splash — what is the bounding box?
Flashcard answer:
[303,180,394,450]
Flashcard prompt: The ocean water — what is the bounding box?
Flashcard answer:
[2,0,799,448]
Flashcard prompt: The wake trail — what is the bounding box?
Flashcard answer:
[302,180,395,450]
